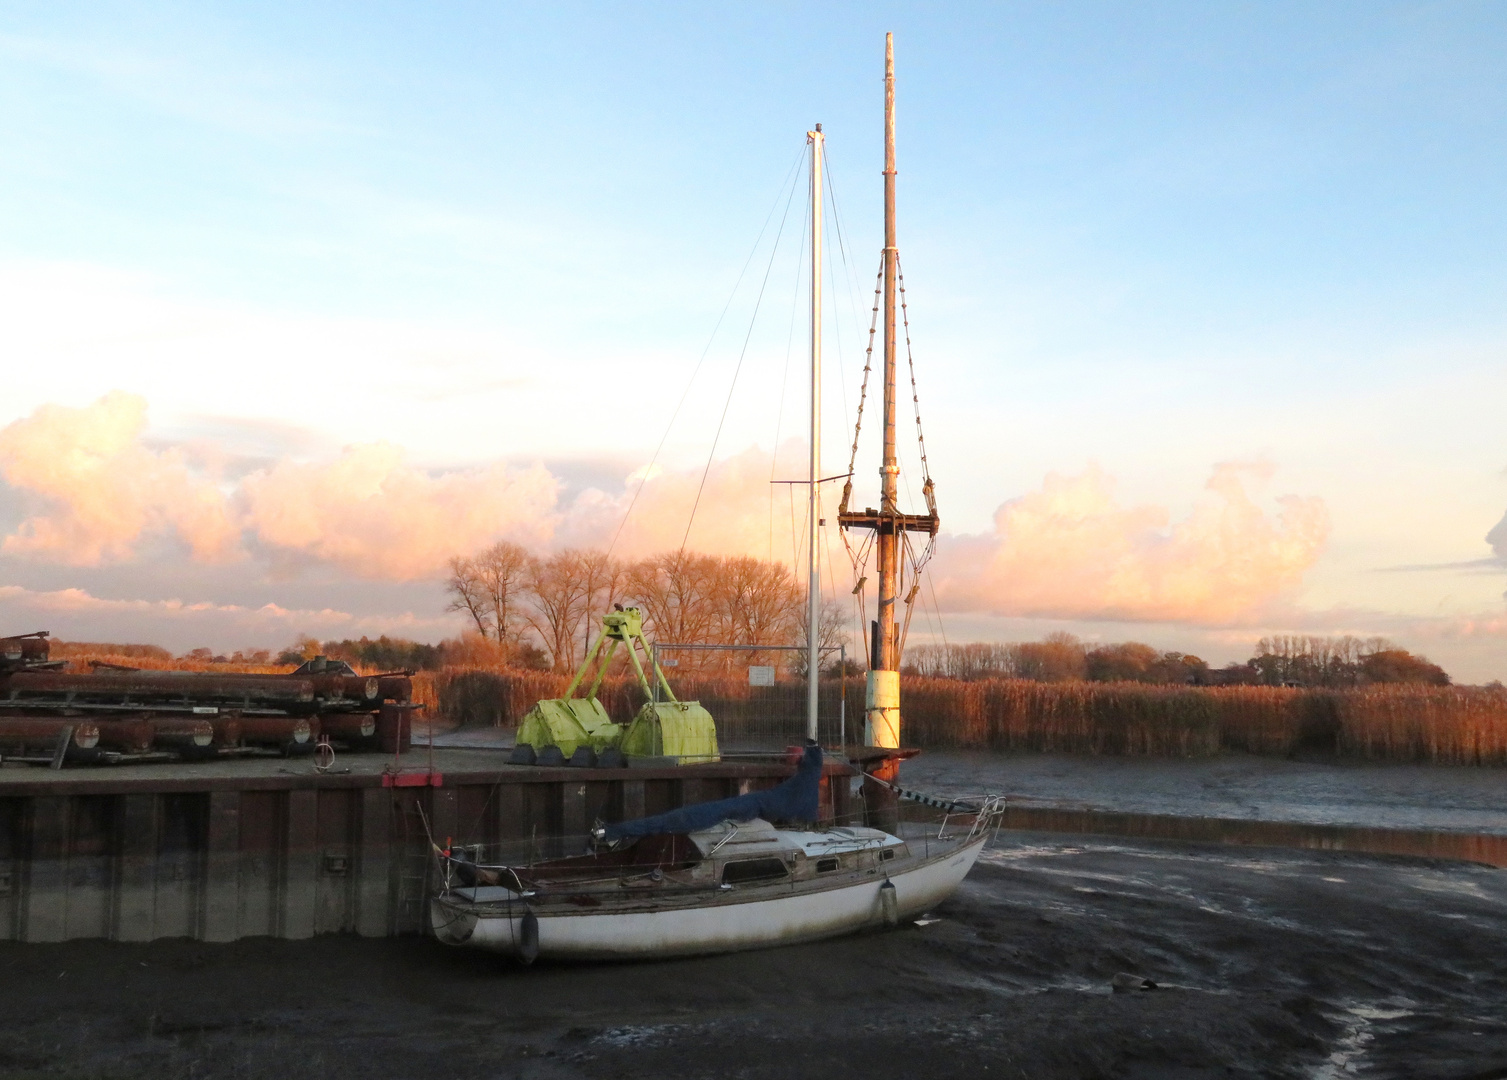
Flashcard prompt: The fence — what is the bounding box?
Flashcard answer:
[651,643,850,754]
[411,647,854,756]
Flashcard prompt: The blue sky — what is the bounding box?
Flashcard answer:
[4,2,1507,678]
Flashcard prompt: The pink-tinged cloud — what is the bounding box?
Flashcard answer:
[0,391,239,564]
[931,463,1330,625]
[0,396,1330,629]
[238,442,560,580]
[0,395,562,581]
[558,443,808,562]
[0,584,459,651]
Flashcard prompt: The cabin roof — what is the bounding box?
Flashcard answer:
[687,818,904,859]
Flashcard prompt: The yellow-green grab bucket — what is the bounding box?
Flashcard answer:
[620,700,719,764]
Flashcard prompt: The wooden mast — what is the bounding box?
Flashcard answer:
[875,32,901,740]
[838,33,939,755]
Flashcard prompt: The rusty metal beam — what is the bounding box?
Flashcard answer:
[0,717,100,750]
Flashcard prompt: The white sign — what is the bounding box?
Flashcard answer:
[748,665,775,687]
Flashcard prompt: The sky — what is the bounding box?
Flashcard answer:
[3,2,1507,679]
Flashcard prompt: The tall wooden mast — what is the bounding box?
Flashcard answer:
[838,33,939,751]
[878,32,900,693]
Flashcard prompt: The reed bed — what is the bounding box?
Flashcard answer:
[410,668,851,745]
[47,644,291,675]
[1334,684,1507,765]
[902,677,1507,765]
[412,670,580,728]
[416,667,1507,765]
[902,678,1227,756]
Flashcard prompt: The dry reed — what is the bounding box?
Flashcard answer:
[413,667,1507,766]
[47,646,292,675]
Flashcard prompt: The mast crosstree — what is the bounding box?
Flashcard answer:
[836,33,939,751]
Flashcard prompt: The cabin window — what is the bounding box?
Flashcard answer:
[815,857,839,873]
[721,858,790,885]
[880,849,895,861]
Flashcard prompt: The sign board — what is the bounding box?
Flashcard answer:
[748,665,775,687]
[660,658,678,667]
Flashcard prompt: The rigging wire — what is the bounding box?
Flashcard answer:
[896,255,936,504]
[822,151,864,449]
[768,191,811,563]
[840,257,885,507]
[681,143,807,553]
[837,258,885,661]
[926,568,950,652]
[606,143,806,559]
[823,148,874,366]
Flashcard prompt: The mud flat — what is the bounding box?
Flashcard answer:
[0,829,1503,1080]
[901,751,1507,833]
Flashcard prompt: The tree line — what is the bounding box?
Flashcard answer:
[904,633,1450,687]
[442,542,841,674]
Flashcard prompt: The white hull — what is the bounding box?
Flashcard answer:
[431,833,986,961]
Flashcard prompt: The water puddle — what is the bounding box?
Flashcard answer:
[592,1023,682,1048]
[1310,1002,1413,1079]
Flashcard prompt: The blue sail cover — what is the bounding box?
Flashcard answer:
[604,743,823,842]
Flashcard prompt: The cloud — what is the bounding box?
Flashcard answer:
[0,391,239,564]
[239,442,560,579]
[0,394,563,581]
[0,584,459,651]
[557,442,806,562]
[931,463,1330,625]
[1486,509,1507,564]
[0,395,1330,633]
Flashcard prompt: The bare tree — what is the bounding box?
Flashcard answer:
[449,542,820,677]
[1014,632,1087,682]
[792,594,849,677]
[445,555,493,639]
[905,642,1020,680]
[711,556,799,644]
[703,556,801,673]
[475,541,534,646]
[526,550,598,672]
[625,551,720,666]
[577,549,627,662]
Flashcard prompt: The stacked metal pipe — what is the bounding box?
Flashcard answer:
[0,634,414,766]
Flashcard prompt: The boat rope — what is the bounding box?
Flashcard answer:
[852,766,996,815]
[837,256,884,644]
[836,254,943,660]
[838,254,885,520]
[895,255,935,507]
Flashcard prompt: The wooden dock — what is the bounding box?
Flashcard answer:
[0,749,867,943]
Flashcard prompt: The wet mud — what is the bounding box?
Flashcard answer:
[1,833,1504,1079]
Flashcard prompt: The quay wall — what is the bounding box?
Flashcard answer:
[0,758,856,944]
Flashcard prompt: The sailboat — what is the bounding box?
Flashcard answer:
[429,35,1000,963]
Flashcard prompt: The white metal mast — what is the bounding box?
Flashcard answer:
[806,122,824,742]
